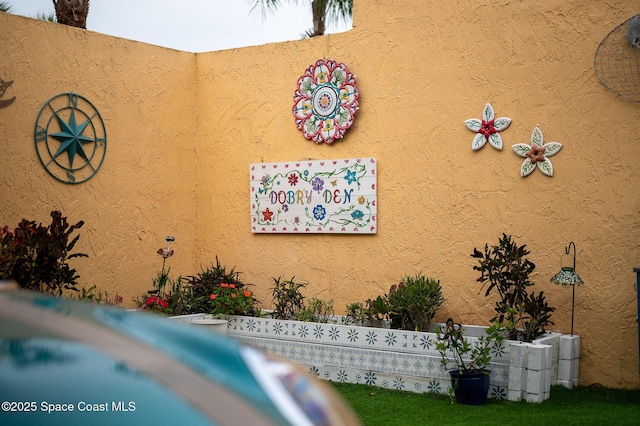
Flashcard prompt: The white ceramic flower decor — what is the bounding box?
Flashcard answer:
[512,126,563,177]
[465,103,512,151]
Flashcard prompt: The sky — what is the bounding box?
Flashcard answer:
[9,0,352,52]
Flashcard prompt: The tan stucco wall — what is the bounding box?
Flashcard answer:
[0,14,199,295]
[1,0,639,388]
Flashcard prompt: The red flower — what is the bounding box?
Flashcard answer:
[159,299,169,308]
[479,119,496,138]
[229,284,236,289]
[262,208,274,222]
[244,290,251,298]
[210,294,216,300]
[146,296,158,305]
[231,293,236,298]
[220,283,229,288]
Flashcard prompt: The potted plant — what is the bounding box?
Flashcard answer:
[436,318,507,405]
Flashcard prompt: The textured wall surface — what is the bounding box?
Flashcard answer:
[0,15,199,297]
[1,0,639,388]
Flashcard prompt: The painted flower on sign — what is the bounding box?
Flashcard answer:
[465,103,512,151]
[312,177,324,193]
[512,126,562,177]
[344,170,357,185]
[262,208,274,222]
[251,157,377,234]
[313,205,326,220]
[292,59,359,144]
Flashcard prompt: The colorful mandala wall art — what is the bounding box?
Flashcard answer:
[512,126,562,177]
[292,59,359,144]
[465,103,511,151]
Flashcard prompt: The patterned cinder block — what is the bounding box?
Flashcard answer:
[214,314,574,401]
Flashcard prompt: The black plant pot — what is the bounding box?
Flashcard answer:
[448,370,491,405]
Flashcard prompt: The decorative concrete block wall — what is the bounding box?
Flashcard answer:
[558,335,581,388]
[508,343,552,403]
[209,315,575,402]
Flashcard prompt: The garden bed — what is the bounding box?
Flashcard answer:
[212,314,579,403]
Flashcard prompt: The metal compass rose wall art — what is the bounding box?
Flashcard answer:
[0,76,16,108]
[292,59,359,144]
[34,92,106,184]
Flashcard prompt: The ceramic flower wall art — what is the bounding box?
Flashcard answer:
[465,103,512,151]
[512,126,563,177]
[292,59,359,144]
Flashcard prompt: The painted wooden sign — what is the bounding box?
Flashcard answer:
[250,158,377,234]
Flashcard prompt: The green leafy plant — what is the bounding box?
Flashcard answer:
[344,301,367,325]
[209,282,256,316]
[74,285,123,306]
[436,318,507,373]
[343,296,391,327]
[182,257,253,314]
[296,297,334,323]
[0,211,88,295]
[135,236,184,315]
[471,234,554,342]
[365,295,392,323]
[137,251,259,316]
[270,276,306,320]
[388,273,444,331]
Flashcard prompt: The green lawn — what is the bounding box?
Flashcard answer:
[332,382,639,426]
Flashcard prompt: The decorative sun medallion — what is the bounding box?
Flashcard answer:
[292,59,359,144]
[34,92,106,184]
[465,103,512,151]
[512,126,562,177]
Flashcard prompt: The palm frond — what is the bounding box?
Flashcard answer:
[324,0,352,24]
[34,12,57,22]
[0,1,12,13]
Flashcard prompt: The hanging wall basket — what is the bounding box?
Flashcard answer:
[292,59,359,144]
[594,15,640,103]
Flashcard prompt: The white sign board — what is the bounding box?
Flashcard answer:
[250,158,377,233]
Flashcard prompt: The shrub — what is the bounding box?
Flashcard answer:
[74,285,123,306]
[0,211,88,295]
[436,318,507,373]
[471,233,554,342]
[365,295,392,323]
[270,276,306,320]
[209,282,256,316]
[388,273,444,331]
[296,297,334,323]
[344,301,367,325]
[182,257,257,315]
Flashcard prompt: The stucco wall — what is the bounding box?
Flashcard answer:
[1,0,639,389]
[0,15,199,295]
